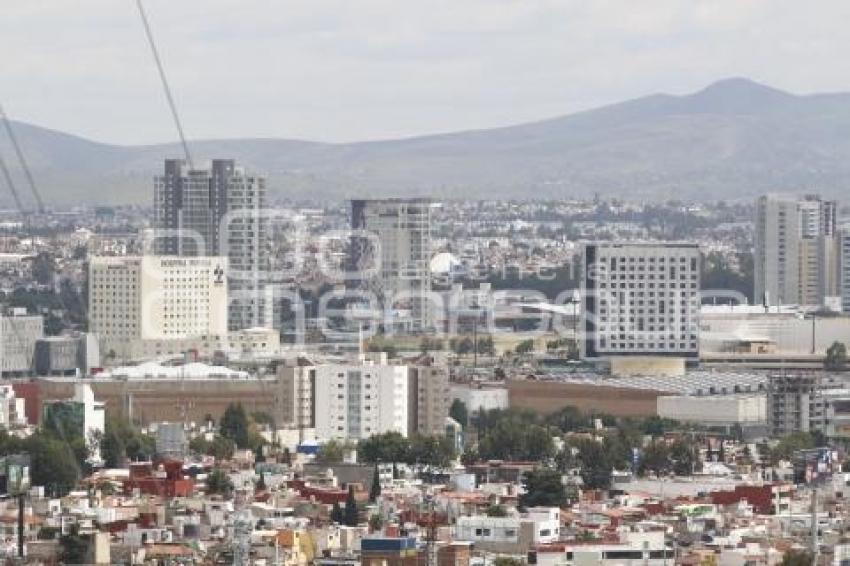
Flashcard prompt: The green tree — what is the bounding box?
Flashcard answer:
[575,439,612,490]
[101,427,126,468]
[357,432,410,466]
[189,435,236,460]
[476,410,554,461]
[449,399,469,427]
[545,406,588,432]
[27,431,82,497]
[420,337,444,353]
[449,336,474,356]
[330,502,344,524]
[220,403,250,448]
[32,252,56,286]
[780,550,813,566]
[519,468,567,508]
[101,415,156,467]
[771,432,816,464]
[59,524,90,564]
[206,468,233,498]
[492,558,524,566]
[251,411,276,429]
[670,440,699,476]
[825,341,847,371]
[408,435,455,468]
[368,514,383,531]
[317,439,349,464]
[486,504,508,517]
[476,336,495,356]
[369,465,381,502]
[344,485,359,526]
[639,441,671,476]
[641,416,678,436]
[256,472,267,491]
[515,339,535,355]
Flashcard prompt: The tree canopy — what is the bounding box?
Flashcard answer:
[519,468,568,508]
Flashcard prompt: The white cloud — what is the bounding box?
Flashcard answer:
[2,0,849,144]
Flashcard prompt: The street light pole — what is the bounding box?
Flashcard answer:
[811,314,816,355]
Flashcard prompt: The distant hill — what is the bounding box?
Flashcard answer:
[3,77,850,208]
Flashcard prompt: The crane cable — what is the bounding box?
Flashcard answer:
[135,0,194,169]
[0,104,44,213]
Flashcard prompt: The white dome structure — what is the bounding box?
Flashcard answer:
[430,252,462,275]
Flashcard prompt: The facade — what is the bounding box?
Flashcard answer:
[0,309,43,377]
[0,386,27,428]
[766,373,850,438]
[33,333,100,376]
[155,423,188,458]
[450,384,509,415]
[657,394,767,427]
[581,242,700,360]
[408,364,450,436]
[360,537,417,566]
[454,508,560,554]
[37,371,276,428]
[278,358,450,443]
[88,255,228,360]
[313,361,411,442]
[532,532,671,566]
[842,230,850,313]
[41,383,105,464]
[277,362,317,432]
[700,304,850,357]
[351,199,433,332]
[755,194,839,307]
[153,159,271,330]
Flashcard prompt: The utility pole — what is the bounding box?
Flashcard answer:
[811,486,818,563]
[18,493,24,559]
[425,494,437,566]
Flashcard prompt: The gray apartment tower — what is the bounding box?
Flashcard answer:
[153,159,271,330]
[350,199,433,333]
[842,230,850,313]
[755,194,839,308]
[581,242,701,360]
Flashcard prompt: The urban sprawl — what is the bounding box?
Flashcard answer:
[0,159,849,565]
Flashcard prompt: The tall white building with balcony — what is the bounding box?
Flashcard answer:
[755,194,839,307]
[350,199,433,332]
[313,360,410,442]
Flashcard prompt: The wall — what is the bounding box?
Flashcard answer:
[507,380,661,418]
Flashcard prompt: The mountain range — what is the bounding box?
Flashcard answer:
[3,77,850,208]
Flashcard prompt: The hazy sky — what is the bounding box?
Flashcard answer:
[3,1,849,145]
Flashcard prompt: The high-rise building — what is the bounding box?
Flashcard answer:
[153,159,270,330]
[88,256,228,359]
[408,364,451,437]
[0,308,43,378]
[277,362,316,432]
[276,357,450,443]
[755,194,839,307]
[840,229,850,313]
[581,242,701,361]
[313,360,411,442]
[350,199,433,332]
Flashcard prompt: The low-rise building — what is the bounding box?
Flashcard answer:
[454,507,560,554]
[0,308,43,377]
